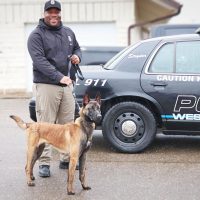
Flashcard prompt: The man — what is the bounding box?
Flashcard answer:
[27,0,81,177]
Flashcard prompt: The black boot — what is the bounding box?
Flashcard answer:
[59,161,79,170]
[39,165,50,177]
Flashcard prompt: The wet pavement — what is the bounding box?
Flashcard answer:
[1,99,200,200]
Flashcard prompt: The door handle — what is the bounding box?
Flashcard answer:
[150,81,168,87]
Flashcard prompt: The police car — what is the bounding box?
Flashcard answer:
[74,33,200,153]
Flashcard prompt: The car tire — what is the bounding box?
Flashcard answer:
[102,102,157,153]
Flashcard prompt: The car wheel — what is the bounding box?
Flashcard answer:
[102,102,157,153]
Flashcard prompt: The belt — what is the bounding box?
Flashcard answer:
[58,83,67,87]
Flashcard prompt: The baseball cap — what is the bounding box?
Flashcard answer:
[44,0,61,11]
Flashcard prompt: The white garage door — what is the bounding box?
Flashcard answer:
[25,22,117,91]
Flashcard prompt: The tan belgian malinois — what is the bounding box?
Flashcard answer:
[10,94,101,195]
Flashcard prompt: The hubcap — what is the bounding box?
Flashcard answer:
[113,112,145,143]
[121,120,137,137]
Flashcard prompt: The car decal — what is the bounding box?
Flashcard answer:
[156,75,200,82]
[161,115,173,119]
[162,114,200,121]
[76,79,107,87]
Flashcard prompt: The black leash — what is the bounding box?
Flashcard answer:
[72,64,84,80]
[72,63,84,112]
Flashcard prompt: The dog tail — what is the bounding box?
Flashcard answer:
[10,115,31,129]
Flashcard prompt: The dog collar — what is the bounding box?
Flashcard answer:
[85,115,94,123]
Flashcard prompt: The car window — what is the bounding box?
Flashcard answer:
[80,48,124,65]
[104,40,161,70]
[103,44,140,69]
[81,51,114,65]
[176,41,200,74]
[149,43,174,73]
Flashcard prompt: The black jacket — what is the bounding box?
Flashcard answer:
[27,19,81,85]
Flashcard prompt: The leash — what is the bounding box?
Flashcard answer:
[70,61,84,112]
[72,63,84,112]
[72,64,84,81]
[73,93,81,112]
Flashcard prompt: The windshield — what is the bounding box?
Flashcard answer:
[103,42,141,69]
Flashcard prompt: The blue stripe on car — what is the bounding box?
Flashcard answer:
[161,115,173,119]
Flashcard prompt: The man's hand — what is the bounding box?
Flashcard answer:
[60,76,72,85]
[70,54,80,65]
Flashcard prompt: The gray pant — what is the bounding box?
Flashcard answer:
[33,83,75,166]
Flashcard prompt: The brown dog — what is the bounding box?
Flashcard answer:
[10,94,101,195]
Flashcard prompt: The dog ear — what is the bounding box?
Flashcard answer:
[83,93,90,107]
[95,92,101,105]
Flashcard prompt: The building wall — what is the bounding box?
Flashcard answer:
[169,0,200,24]
[0,0,135,95]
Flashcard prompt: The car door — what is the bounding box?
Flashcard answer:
[141,38,200,132]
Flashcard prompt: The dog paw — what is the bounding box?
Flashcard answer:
[67,191,75,195]
[83,186,91,190]
[27,181,35,186]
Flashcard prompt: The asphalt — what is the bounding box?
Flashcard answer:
[1,99,200,200]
